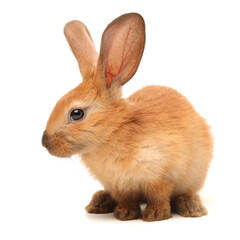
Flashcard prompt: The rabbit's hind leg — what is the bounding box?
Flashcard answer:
[171,194,208,217]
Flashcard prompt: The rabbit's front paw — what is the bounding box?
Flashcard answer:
[114,204,141,221]
[85,190,117,214]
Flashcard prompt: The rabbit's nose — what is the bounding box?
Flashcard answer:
[42,130,49,149]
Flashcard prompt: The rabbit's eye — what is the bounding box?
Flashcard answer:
[70,109,84,121]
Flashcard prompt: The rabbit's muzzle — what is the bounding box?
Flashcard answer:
[42,130,49,149]
[42,130,73,158]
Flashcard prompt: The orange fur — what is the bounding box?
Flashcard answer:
[42,13,213,221]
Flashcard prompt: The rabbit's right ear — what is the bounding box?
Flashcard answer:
[64,21,98,80]
[96,13,145,90]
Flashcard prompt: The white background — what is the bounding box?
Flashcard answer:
[0,0,240,239]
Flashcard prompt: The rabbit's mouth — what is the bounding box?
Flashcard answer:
[42,130,74,158]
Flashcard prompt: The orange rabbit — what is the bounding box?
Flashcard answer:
[42,13,213,221]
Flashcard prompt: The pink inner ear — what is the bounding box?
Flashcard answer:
[104,20,144,88]
[106,65,117,88]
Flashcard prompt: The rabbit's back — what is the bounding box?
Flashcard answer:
[128,85,195,117]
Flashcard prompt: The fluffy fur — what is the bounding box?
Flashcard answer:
[42,13,213,221]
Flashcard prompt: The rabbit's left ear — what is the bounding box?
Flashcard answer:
[64,21,98,80]
[97,13,145,89]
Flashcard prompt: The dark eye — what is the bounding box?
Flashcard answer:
[70,109,84,121]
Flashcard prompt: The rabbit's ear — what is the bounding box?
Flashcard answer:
[64,21,98,80]
[98,13,145,89]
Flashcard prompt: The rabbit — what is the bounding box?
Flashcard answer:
[42,13,213,222]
